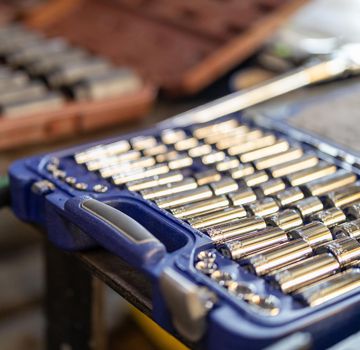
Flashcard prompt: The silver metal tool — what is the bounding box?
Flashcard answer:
[310,207,346,228]
[192,119,238,139]
[209,177,238,196]
[141,178,198,200]
[161,43,360,128]
[210,270,234,287]
[216,128,263,150]
[242,171,269,187]
[277,237,360,295]
[239,139,289,163]
[75,182,88,191]
[65,176,76,185]
[247,239,314,276]
[28,48,88,75]
[255,178,286,197]
[155,186,213,209]
[248,223,333,276]
[202,150,226,165]
[228,187,257,206]
[267,209,303,231]
[215,157,240,172]
[194,169,222,186]
[47,58,111,87]
[171,196,229,219]
[271,187,304,207]
[246,197,280,217]
[324,185,360,208]
[0,82,46,104]
[295,268,360,307]
[188,206,247,230]
[286,162,336,187]
[168,154,193,170]
[143,144,168,157]
[205,125,249,145]
[112,164,170,185]
[8,38,69,66]
[303,170,356,196]
[290,196,324,218]
[229,164,255,180]
[248,295,280,316]
[73,68,143,101]
[221,227,288,260]
[188,144,212,158]
[75,140,130,164]
[131,135,157,150]
[333,219,360,240]
[174,137,199,151]
[289,222,333,247]
[2,92,64,117]
[93,184,108,193]
[195,260,218,275]
[227,134,276,157]
[161,129,187,144]
[319,236,360,268]
[86,150,141,171]
[205,216,266,244]
[196,250,216,263]
[253,148,303,170]
[100,156,156,178]
[345,202,360,219]
[269,154,319,179]
[271,253,339,293]
[227,281,256,300]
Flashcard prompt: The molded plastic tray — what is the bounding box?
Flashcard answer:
[9,91,360,349]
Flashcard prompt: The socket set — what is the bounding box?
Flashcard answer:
[0,24,143,118]
[9,109,360,349]
[71,116,360,304]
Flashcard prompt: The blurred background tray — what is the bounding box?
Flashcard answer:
[0,0,305,151]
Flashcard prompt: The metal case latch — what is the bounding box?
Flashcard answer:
[160,268,217,342]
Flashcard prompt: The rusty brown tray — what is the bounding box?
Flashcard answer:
[0,0,305,151]
[27,0,307,95]
[0,84,155,151]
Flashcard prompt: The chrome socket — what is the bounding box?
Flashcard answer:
[266,209,303,231]
[205,216,266,244]
[188,206,247,230]
[221,227,288,260]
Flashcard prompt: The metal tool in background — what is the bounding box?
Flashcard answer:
[162,43,360,128]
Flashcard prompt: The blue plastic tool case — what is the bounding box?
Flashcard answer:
[8,90,360,349]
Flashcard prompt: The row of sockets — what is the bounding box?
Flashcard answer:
[72,121,360,238]
[0,24,142,117]
[74,118,349,196]
[196,248,360,310]
[157,123,360,306]
[72,120,360,237]
[71,119,360,310]
[194,204,360,309]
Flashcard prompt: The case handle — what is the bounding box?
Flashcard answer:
[64,197,166,268]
